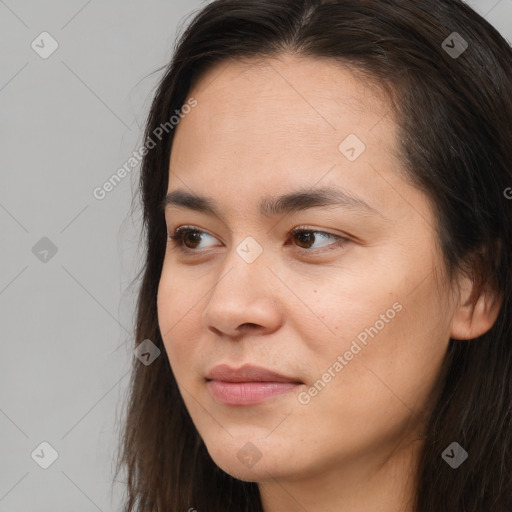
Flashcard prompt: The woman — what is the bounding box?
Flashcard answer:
[114,1,512,510]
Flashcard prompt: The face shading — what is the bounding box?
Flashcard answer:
[156,54,460,510]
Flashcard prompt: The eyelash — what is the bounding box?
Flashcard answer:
[166,225,350,256]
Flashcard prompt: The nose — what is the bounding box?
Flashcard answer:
[201,244,283,338]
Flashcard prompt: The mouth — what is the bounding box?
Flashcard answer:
[206,380,302,405]
[205,363,303,406]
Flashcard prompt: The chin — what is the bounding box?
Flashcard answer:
[203,434,302,484]
[218,462,269,482]
[202,437,264,477]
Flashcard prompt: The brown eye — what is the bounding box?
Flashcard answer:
[289,228,346,252]
[181,230,202,249]
[293,230,316,249]
[168,227,218,251]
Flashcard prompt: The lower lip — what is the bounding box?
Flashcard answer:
[207,380,301,405]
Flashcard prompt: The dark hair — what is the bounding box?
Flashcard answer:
[114,1,512,510]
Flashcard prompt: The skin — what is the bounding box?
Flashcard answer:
[156,54,500,512]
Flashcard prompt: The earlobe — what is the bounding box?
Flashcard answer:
[449,274,503,341]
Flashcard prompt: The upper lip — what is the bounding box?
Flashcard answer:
[206,364,302,383]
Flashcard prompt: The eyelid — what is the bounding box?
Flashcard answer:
[289,225,343,240]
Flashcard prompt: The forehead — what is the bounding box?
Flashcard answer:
[190,54,389,117]
[167,54,403,218]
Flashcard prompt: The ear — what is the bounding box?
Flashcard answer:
[450,272,503,341]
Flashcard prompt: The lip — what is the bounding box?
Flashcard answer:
[206,363,301,383]
[206,364,303,405]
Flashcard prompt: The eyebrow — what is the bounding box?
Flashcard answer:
[160,186,383,220]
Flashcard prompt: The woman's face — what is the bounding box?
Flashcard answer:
[157,54,457,484]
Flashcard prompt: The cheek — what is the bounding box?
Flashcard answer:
[308,244,450,362]
[157,259,204,323]
[298,259,451,408]
[288,302,448,467]
[157,271,204,369]
[318,285,450,422]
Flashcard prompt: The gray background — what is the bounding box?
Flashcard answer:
[0,1,510,510]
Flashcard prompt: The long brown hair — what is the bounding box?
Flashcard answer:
[113,1,512,510]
